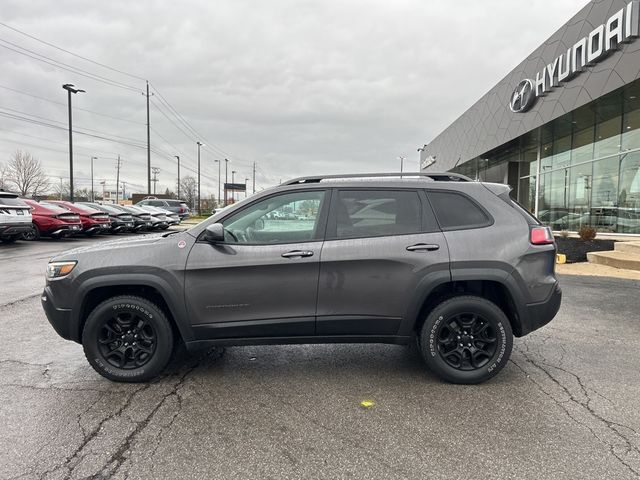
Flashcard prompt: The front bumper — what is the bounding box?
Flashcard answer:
[41,286,74,341]
[519,282,562,336]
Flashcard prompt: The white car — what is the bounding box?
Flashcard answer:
[0,190,33,243]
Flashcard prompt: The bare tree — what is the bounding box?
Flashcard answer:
[177,176,197,210]
[5,150,50,197]
[0,162,7,190]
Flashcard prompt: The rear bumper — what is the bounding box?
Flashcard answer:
[41,286,74,341]
[519,282,562,336]
[0,222,33,237]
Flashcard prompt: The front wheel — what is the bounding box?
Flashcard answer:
[82,295,174,382]
[419,295,513,384]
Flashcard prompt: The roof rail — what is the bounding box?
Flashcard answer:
[282,172,472,185]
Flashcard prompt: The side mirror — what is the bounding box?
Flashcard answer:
[203,223,225,243]
[254,218,265,231]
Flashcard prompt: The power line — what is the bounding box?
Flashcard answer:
[0,83,146,125]
[0,21,147,82]
[0,39,141,92]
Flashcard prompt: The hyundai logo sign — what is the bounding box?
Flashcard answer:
[509,79,536,113]
[510,0,639,113]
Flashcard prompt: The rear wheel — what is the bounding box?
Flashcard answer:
[419,295,513,384]
[22,225,40,241]
[82,295,174,382]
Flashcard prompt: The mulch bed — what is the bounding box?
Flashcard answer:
[555,237,615,263]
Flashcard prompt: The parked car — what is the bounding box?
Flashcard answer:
[46,201,111,236]
[77,203,135,233]
[110,205,155,232]
[0,190,32,243]
[134,205,170,229]
[136,198,191,219]
[41,172,561,384]
[21,200,83,240]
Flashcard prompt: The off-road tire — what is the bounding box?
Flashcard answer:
[419,295,513,384]
[82,295,174,382]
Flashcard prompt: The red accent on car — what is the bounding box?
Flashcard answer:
[530,226,554,245]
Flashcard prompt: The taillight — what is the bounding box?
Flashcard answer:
[530,226,554,245]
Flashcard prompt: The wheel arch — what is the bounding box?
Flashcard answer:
[71,275,193,344]
[404,274,526,338]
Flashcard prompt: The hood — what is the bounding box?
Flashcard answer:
[52,232,181,259]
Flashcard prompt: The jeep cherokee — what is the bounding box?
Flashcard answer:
[41,173,561,384]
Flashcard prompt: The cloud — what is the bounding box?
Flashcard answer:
[0,0,588,196]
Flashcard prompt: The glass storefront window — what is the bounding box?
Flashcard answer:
[618,152,640,233]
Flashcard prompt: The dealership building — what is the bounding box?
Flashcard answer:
[421,0,640,235]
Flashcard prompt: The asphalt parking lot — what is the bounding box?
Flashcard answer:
[1,235,639,480]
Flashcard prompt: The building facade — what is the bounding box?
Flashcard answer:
[421,0,640,234]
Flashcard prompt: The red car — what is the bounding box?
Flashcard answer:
[22,199,83,240]
[46,200,111,236]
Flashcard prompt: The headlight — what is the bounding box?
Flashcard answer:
[46,261,77,279]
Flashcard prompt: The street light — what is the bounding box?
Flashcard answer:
[175,155,180,199]
[196,142,204,215]
[398,156,405,175]
[214,159,221,207]
[62,84,85,202]
[90,156,97,202]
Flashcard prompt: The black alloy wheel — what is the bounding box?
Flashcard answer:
[419,295,513,384]
[82,295,174,382]
[435,312,497,371]
[97,310,158,370]
[22,225,40,241]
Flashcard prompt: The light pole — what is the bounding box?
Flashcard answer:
[232,170,237,203]
[197,142,203,215]
[175,155,180,199]
[398,156,405,175]
[224,158,229,206]
[62,84,85,202]
[214,159,221,206]
[90,156,97,202]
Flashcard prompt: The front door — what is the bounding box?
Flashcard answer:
[316,188,450,336]
[184,189,328,340]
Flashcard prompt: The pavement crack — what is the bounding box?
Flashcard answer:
[0,292,41,309]
[512,348,640,477]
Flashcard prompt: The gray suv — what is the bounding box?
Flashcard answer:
[42,173,561,384]
[136,198,190,219]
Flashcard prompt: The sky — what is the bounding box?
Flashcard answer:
[0,0,588,198]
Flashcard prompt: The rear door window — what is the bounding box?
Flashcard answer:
[330,189,422,239]
[427,190,492,230]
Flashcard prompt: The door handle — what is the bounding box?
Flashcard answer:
[281,250,314,258]
[406,243,440,252]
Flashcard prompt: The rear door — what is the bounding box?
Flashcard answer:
[184,189,329,339]
[316,188,450,336]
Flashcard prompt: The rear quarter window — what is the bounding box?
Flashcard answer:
[427,190,492,230]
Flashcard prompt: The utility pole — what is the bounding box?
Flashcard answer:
[196,142,203,215]
[151,167,161,195]
[252,161,256,194]
[90,156,97,202]
[62,84,85,202]
[224,158,229,206]
[115,155,122,204]
[175,155,180,199]
[214,159,221,206]
[145,81,153,195]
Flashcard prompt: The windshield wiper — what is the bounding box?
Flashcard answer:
[161,230,181,238]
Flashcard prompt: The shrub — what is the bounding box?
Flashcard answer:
[559,230,570,238]
[578,225,597,241]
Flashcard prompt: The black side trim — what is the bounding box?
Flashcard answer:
[316,315,402,335]
[192,317,315,339]
[185,335,412,349]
